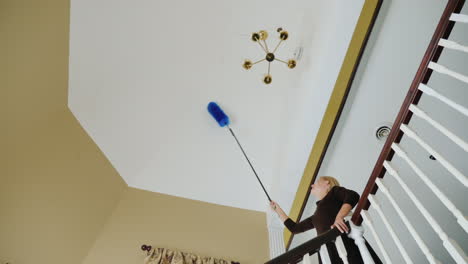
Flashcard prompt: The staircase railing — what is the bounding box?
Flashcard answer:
[351,0,468,263]
[265,223,350,264]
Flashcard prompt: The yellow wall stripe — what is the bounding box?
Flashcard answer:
[284,0,383,249]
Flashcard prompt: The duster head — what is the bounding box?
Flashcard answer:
[207,102,230,127]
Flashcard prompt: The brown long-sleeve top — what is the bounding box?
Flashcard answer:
[284,186,360,235]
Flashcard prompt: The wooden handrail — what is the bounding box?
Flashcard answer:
[351,0,466,226]
[265,224,348,264]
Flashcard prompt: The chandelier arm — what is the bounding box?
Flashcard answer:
[263,40,269,52]
[276,58,288,64]
[257,42,267,53]
[253,58,266,65]
[272,40,283,53]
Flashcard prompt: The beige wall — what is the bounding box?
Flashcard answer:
[0,0,128,263]
[0,110,127,264]
[83,188,269,264]
[1,1,269,263]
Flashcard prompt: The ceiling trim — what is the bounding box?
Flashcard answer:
[283,0,384,249]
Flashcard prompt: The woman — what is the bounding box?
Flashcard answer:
[270,176,381,264]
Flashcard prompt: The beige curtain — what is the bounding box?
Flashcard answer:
[144,248,236,264]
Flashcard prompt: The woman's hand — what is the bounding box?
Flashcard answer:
[270,201,279,211]
[269,201,289,222]
[332,216,349,233]
[333,203,352,233]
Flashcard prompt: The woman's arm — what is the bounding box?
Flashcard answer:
[331,186,360,233]
[270,201,289,222]
[332,203,353,233]
[270,201,315,234]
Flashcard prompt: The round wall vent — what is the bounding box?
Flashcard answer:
[375,125,391,141]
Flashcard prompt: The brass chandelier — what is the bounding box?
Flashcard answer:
[243,28,297,84]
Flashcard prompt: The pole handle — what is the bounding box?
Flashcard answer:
[228,127,272,202]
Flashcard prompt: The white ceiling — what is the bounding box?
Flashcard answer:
[68,0,363,212]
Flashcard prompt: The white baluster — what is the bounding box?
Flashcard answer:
[409,104,468,152]
[368,195,414,264]
[392,143,468,233]
[375,178,440,264]
[384,161,468,264]
[361,211,393,264]
[302,253,313,264]
[348,222,375,264]
[320,245,332,264]
[428,62,468,84]
[400,124,468,187]
[450,13,468,23]
[418,84,468,118]
[336,236,349,264]
[439,39,468,53]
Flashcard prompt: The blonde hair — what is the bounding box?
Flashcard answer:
[319,176,340,192]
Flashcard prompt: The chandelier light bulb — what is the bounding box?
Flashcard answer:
[259,30,269,40]
[251,32,260,42]
[279,31,289,40]
[243,60,253,70]
[287,59,296,69]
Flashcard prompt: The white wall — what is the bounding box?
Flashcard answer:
[291,1,468,264]
[273,0,365,220]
